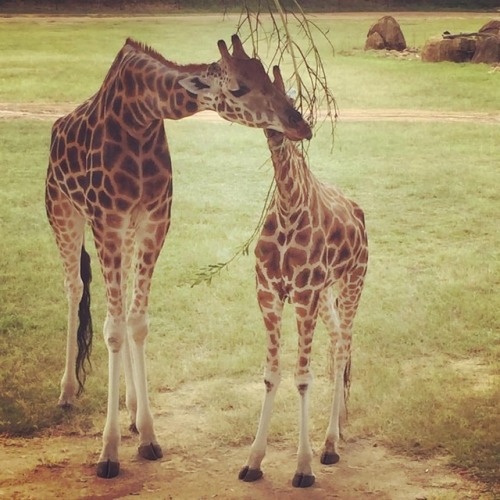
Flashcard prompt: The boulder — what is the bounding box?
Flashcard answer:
[421,37,447,62]
[365,31,385,50]
[365,15,406,51]
[422,19,500,64]
[479,19,500,36]
[422,36,476,63]
[472,34,500,63]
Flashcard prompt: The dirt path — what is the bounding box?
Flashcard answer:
[1,102,500,124]
[0,382,491,500]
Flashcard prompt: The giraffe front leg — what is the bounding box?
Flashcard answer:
[97,314,124,478]
[293,374,315,488]
[126,222,167,462]
[239,369,280,482]
[291,301,319,488]
[127,312,162,461]
[239,290,284,483]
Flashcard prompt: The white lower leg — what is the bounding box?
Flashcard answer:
[99,315,124,466]
[59,279,83,406]
[121,336,137,430]
[246,370,280,471]
[323,360,347,460]
[128,313,157,447]
[296,374,314,478]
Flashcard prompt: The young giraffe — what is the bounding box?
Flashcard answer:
[45,36,311,479]
[239,66,368,488]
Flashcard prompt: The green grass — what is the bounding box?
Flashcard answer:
[0,14,497,110]
[0,13,498,489]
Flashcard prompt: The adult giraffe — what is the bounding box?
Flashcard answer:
[238,66,368,488]
[45,35,311,479]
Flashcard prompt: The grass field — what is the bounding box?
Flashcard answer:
[0,12,499,489]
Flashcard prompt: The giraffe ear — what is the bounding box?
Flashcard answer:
[178,76,212,95]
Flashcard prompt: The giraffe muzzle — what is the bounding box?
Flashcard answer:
[285,110,312,141]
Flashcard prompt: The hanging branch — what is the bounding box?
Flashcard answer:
[191,0,338,287]
[272,0,303,100]
[235,0,338,134]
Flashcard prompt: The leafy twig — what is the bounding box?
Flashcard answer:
[190,176,276,287]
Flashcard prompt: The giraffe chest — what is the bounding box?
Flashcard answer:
[255,208,331,295]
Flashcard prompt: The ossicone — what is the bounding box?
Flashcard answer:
[272,65,286,93]
[231,34,250,59]
[217,34,251,61]
[217,39,230,60]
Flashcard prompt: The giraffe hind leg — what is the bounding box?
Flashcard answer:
[46,197,89,408]
[318,287,345,466]
[320,270,365,466]
[120,227,138,434]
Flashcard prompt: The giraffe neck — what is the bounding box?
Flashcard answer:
[98,40,215,126]
[266,130,311,214]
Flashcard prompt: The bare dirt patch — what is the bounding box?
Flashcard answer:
[0,381,491,500]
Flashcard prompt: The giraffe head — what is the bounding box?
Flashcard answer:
[179,35,312,141]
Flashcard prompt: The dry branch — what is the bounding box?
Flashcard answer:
[235,0,338,134]
[192,0,337,286]
[442,31,492,39]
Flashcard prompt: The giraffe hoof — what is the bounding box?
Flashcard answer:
[239,465,263,482]
[138,443,163,461]
[129,423,139,434]
[321,451,340,465]
[96,460,120,478]
[292,472,315,488]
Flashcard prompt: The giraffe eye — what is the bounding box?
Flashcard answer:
[229,85,250,98]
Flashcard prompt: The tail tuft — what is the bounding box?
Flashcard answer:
[343,354,352,422]
[344,355,351,401]
[76,245,93,396]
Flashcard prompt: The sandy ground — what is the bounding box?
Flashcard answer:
[0,381,492,500]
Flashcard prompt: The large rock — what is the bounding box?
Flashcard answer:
[365,31,385,50]
[422,19,500,64]
[365,15,407,51]
[422,36,477,63]
[473,19,500,63]
[472,34,500,63]
[479,19,500,36]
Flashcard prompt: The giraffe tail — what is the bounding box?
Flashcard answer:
[76,245,93,396]
[344,353,352,409]
[340,353,352,439]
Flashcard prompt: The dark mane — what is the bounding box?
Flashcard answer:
[124,37,173,66]
[123,37,209,72]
